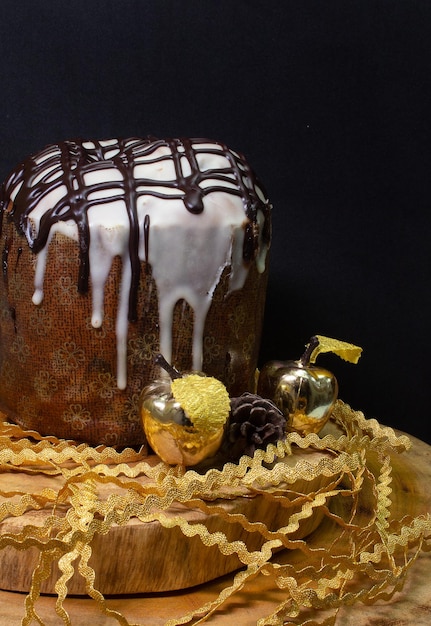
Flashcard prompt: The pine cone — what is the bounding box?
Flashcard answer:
[225,392,287,460]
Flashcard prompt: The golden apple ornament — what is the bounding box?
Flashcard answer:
[140,354,231,466]
[258,335,362,436]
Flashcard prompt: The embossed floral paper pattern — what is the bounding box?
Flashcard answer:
[0,229,267,446]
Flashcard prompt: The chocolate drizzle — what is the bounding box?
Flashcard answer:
[143,213,150,266]
[0,137,271,323]
[1,239,9,283]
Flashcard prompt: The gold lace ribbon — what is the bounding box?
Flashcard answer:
[0,402,430,625]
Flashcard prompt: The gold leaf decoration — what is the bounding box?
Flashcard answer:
[310,335,363,364]
[171,374,230,432]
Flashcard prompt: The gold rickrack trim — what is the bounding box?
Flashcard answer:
[0,400,430,625]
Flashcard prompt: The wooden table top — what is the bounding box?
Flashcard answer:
[0,431,430,626]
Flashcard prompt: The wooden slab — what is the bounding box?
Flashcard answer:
[0,448,329,595]
[0,432,429,625]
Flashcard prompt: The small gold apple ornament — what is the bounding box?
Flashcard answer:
[258,335,362,436]
[140,354,231,466]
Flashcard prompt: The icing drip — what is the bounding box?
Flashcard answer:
[0,138,271,389]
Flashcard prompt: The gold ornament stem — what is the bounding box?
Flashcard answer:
[154,353,182,380]
[300,336,320,366]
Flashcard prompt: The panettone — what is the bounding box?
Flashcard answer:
[0,137,271,446]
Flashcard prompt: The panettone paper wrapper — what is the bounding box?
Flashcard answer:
[0,232,268,447]
[0,400,430,625]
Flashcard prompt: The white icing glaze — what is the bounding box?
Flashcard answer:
[6,139,270,389]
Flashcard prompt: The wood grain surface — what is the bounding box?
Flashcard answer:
[0,432,429,625]
[0,448,329,595]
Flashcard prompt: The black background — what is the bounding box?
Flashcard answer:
[1,1,430,443]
